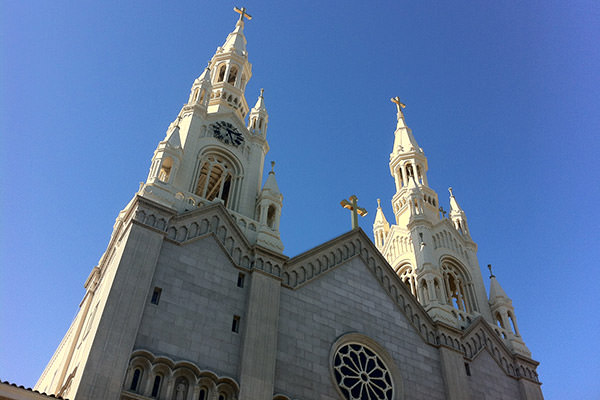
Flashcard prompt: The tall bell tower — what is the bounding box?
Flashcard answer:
[374,98,531,356]
[142,6,282,251]
[34,9,285,400]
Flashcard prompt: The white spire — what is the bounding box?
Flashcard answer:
[194,64,211,84]
[221,9,249,55]
[390,97,422,155]
[489,275,510,302]
[253,88,267,111]
[374,199,390,228]
[448,187,464,213]
[262,161,281,195]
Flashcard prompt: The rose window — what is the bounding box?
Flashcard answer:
[333,343,393,400]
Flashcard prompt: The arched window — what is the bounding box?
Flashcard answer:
[192,87,199,102]
[194,152,241,208]
[217,64,227,82]
[397,264,416,296]
[159,157,173,183]
[227,65,238,85]
[267,205,276,228]
[151,375,162,398]
[442,261,473,313]
[219,394,226,400]
[199,89,206,103]
[198,387,208,400]
[129,368,142,392]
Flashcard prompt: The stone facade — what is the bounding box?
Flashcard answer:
[24,9,544,400]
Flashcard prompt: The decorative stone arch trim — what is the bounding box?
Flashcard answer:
[439,255,478,313]
[192,146,245,210]
[122,350,240,400]
[329,332,404,400]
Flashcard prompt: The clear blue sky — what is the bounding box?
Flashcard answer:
[1,1,599,398]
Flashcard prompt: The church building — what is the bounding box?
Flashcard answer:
[4,8,543,400]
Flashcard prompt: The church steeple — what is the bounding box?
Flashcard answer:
[206,7,253,122]
[138,7,281,243]
[387,98,439,227]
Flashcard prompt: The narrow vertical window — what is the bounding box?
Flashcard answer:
[198,388,207,400]
[228,65,238,85]
[151,375,161,397]
[217,64,226,82]
[151,287,162,305]
[232,315,240,333]
[130,368,142,391]
[237,273,245,288]
[465,362,471,376]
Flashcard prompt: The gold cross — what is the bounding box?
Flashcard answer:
[234,7,252,22]
[390,96,406,114]
[341,195,367,229]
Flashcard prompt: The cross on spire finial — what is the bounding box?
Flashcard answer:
[391,96,406,113]
[260,88,264,97]
[341,195,368,229]
[234,7,252,22]
[448,187,454,197]
[270,160,275,173]
[488,264,495,278]
[438,206,447,219]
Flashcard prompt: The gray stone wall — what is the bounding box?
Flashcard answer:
[468,350,521,400]
[135,235,247,379]
[275,257,446,400]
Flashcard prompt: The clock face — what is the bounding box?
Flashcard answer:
[211,121,244,147]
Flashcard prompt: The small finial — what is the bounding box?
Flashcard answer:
[448,187,454,197]
[270,161,275,173]
[488,264,495,278]
[234,6,252,22]
[377,198,381,208]
[260,88,264,97]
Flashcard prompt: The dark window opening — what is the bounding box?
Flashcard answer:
[232,315,240,333]
[237,273,245,288]
[465,362,471,376]
[151,287,162,305]
[151,376,161,397]
[130,368,141,391]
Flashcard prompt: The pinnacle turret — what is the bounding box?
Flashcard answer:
[448,187,470,237]
[373,199,390,251]
[248,89,268,136]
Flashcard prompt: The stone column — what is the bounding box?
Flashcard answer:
[238,271,281,400]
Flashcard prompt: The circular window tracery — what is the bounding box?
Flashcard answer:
[333,343,393,400]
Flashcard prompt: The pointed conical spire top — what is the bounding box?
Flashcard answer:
[222,7,251,54]
[196,62,211,82]
[262,161,281,194]
[390,98,422,154]
[374,199,390,227]
[253,88,266,111]
[448,187,464,212]
[488,265,510,302]
[391,96,407,128]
